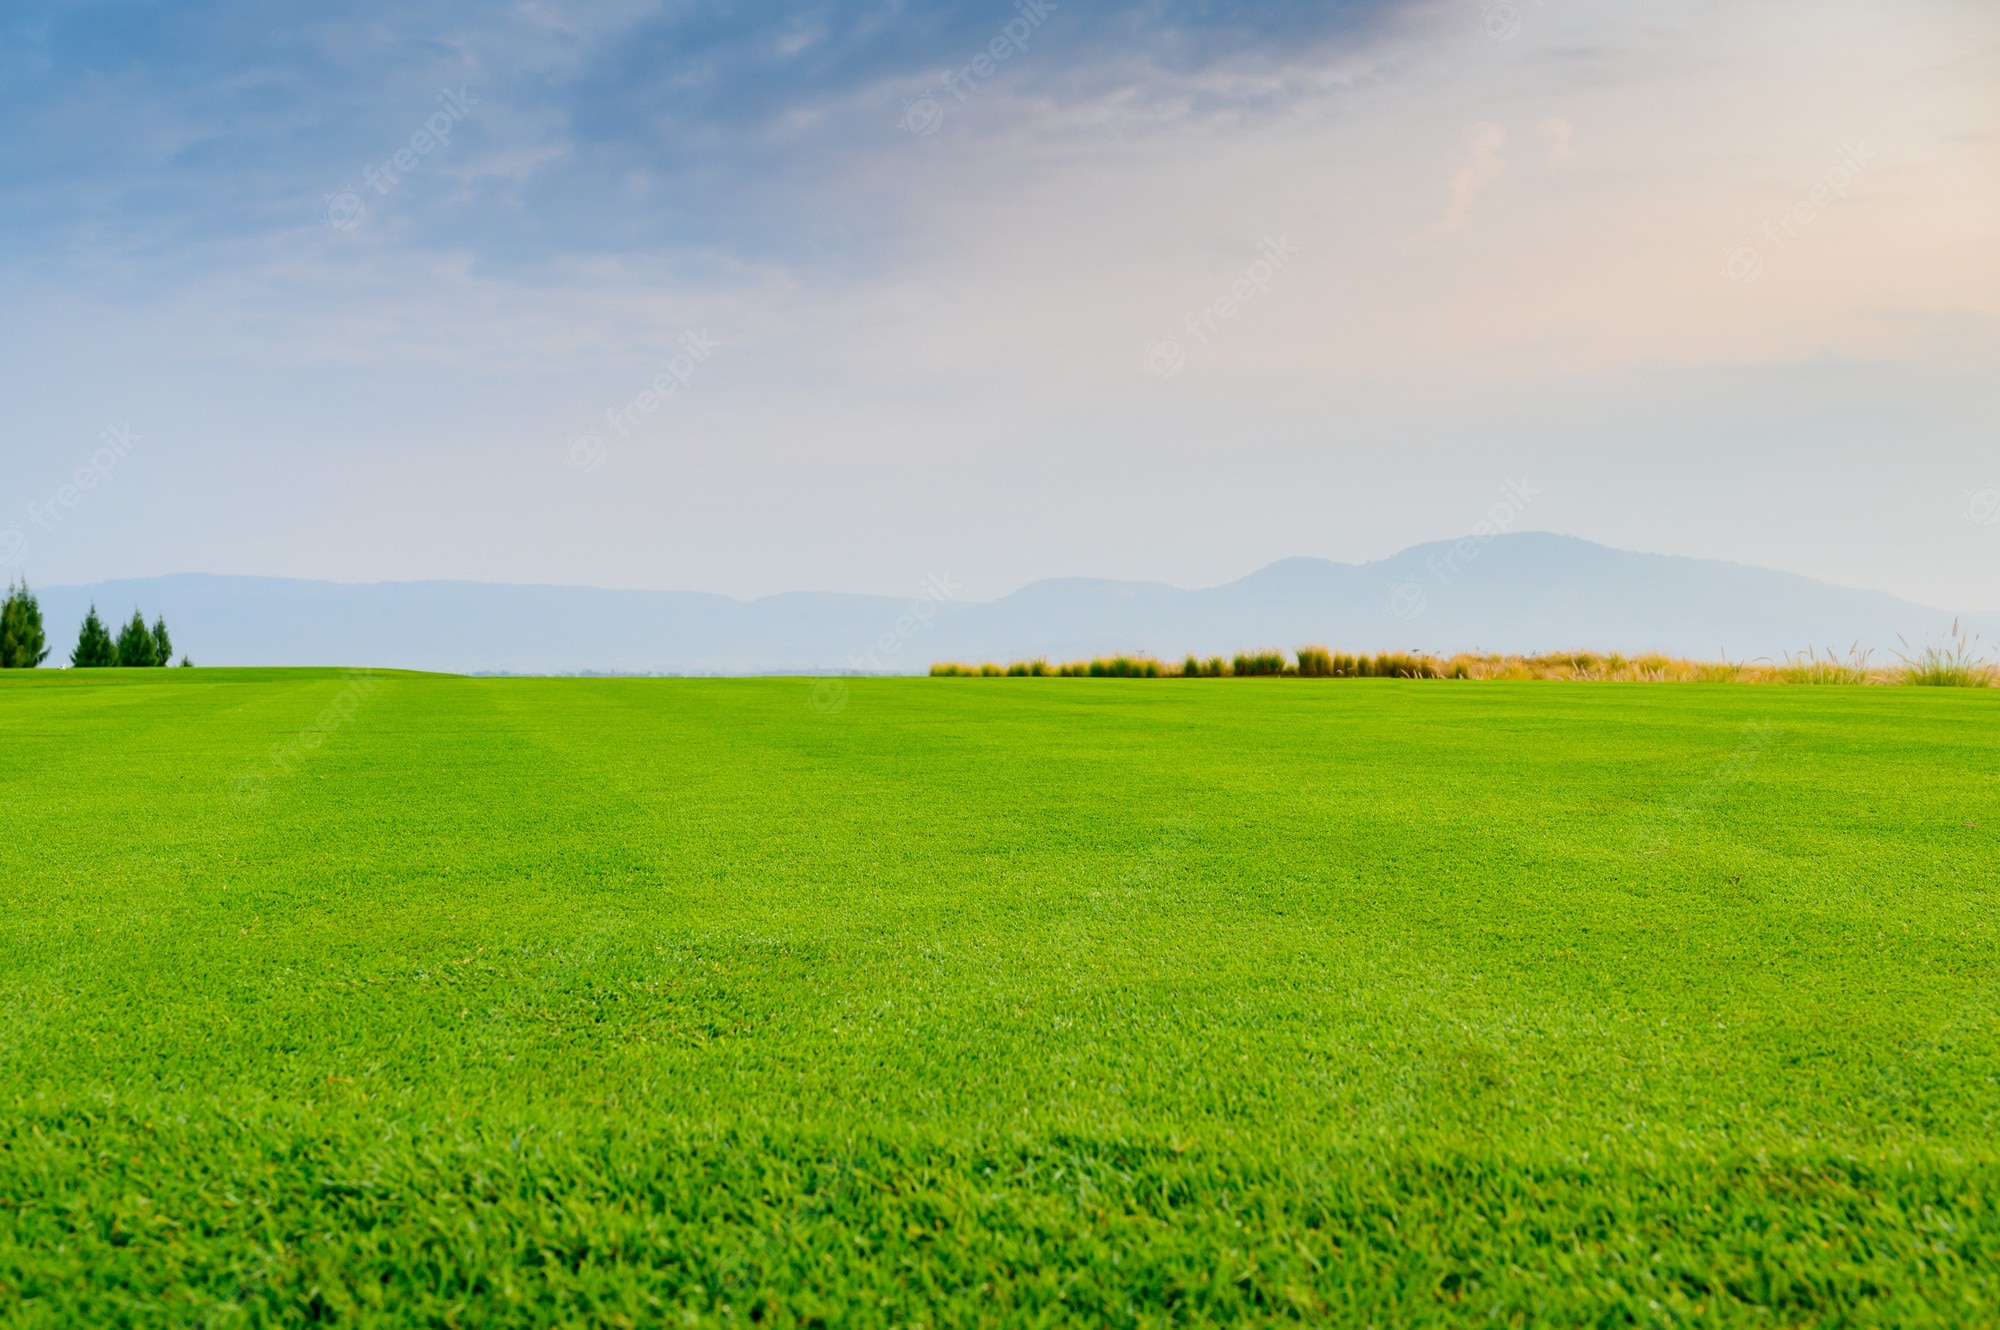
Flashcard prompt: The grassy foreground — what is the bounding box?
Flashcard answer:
[1,670,1997,1326]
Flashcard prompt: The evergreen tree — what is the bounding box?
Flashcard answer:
[0,580,50,667]
[151,615,173,667]
[116,610,157,667]
[71,606,116,667]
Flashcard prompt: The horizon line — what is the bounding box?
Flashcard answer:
[18,530,1990,616]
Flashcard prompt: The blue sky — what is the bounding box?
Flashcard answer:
[2,0,1996,609]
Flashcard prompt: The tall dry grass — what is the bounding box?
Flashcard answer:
[932,642,1997,685]
[1897,621,1998,687]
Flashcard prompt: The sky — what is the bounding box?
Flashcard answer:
[2,0,1996,609]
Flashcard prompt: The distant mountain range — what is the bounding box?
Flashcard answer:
[27,534,1991,674]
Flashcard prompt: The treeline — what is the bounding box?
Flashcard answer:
[0,582,188,669]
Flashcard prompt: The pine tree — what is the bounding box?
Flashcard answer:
[0,580,50,668]
[116,610,157,667]
[151,615,173,667]
[71,606,116,668]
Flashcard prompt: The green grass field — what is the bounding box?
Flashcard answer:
[2,670,1997,1325]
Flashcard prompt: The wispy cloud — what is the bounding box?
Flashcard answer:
[1433,122,1507,234]
[1540,116,1574,164]
[0,0,1995,615]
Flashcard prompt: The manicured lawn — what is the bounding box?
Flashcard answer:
[1,669,1996,1325]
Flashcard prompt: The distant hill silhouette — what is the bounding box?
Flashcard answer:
[31,533,1990,673]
